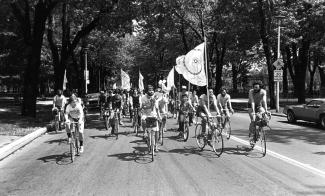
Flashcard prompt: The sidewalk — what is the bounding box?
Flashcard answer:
[0,100,51,160]
[232,98,286,117]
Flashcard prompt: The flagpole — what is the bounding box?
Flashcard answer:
[204,36,209,111]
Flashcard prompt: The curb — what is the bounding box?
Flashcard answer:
[234,108,286,118]
[0,127,47,161]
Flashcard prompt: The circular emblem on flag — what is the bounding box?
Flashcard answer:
[184,57,202,75]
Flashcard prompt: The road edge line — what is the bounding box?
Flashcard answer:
[230,135,325,179]
[0,127,47,161]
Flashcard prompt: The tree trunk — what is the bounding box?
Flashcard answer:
[257,0,275,109]
[232,64,238,93]
[318,66,325,97]
[296,39,309,103]
[308,53,317,95]
[21,2,52,117]
[282,50,288,96]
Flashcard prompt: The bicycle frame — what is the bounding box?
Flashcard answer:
[69,120,80,161]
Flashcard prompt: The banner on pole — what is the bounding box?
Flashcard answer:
[121,69,130,90]
[167,67,175,91]
[175,43,207,86]
[63,70,67,90]
[139,71,144,92]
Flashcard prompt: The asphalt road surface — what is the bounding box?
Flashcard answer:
[1,110,325,196]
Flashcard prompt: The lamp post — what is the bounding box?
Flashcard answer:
[84,47,89,94]
[274,15,285,113]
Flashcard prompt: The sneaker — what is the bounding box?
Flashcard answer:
[68,137,72,144]
[80,146,84,153]
[155,146,159,152]
[119,122,124,125]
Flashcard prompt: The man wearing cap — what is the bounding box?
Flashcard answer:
[141,85,161,152]
[65,96,85,153]
[197,88,220,134]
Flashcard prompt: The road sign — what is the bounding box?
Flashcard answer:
[273,58,284,70]
[274,70,283,81]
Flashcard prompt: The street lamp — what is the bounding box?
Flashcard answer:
[84,47,89,94]
[274,15,285,113]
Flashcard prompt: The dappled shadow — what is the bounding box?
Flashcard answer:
[313,151,325,155]
[279,120,321,130]
[0,104,52,130]
[37,152,72,165]
[223,145,250,156]
[167,146,220,159]
[45,138,67,145]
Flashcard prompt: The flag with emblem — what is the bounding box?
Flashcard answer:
[121,69,130,90]
[139,71,144,92]
[175,43,207,86]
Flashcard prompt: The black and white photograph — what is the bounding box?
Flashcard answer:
[0,0,325,195]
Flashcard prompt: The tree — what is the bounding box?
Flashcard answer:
[10,0,59,117]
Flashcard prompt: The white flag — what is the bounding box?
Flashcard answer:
[121,69,130,90]
[63,70,67,90]
[175,43,207,86]
[139,71,144,92]
[167,67,175,91]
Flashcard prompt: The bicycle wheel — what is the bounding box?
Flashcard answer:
[183,123,189,142]
[211,129,224,156]
[75,135,80,156]
[115,119,119,139]
[259,127,267,156]
[158,122,164,146]
[70,133,75,162]
[105,116,109,130]
[54,116,59,133]
[195,124,206,150]
[151,130,155,161]
[223,118,231,140]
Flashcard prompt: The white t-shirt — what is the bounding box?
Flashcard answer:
[53,95,66,108]
[217,94,231,107]
[141,95,159,118]
[66,104,84,119]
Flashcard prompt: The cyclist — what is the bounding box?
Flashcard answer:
[158,89,169,133]
[197,88,220,134]
[112,89,124,125]
[141,85,161,152]
[178,93,195,136]
[217,88,234,124]
[98,91,107,119]
[248,82,268,144]
[65,96,85,153]
[130,89,142,128]
[52,89,66,120]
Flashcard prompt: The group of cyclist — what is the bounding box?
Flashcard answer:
[52,81,269,154]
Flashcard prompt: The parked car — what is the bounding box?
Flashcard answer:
[84,92,100,109]
[283,99,325,128]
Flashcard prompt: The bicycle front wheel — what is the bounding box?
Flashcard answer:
[151,130,155,161]
[70,142,75,162]
[183,123,189,142]
[223,119,231,140]
[259,127,267,156]
[195,124,206,150]
[211,129,224,156]
[105,117,109,130]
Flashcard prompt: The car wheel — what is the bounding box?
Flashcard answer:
[319,115,325,129]
[287,110,296,123]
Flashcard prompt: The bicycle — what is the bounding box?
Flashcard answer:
[54,107,64,133]
[133,108,140,136]
[195,116,224,156]
[250,112,271,156]
[111,108,120,139]
[103,107,111,131]
[178,113,190,142]
[144,117,158,161]
[69,119,81,162]
[158,114,167,145]
[220,109,233,140]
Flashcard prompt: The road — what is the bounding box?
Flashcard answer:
[0,111,325,196]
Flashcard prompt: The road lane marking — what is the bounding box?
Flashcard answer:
[229,135,325,179]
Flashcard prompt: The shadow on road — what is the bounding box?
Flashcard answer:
[223,145,250,156]
[45,138,67,145]
[167,146,220,159]
[37,152,72,165]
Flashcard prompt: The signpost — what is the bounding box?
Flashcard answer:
[273,58,284,113]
